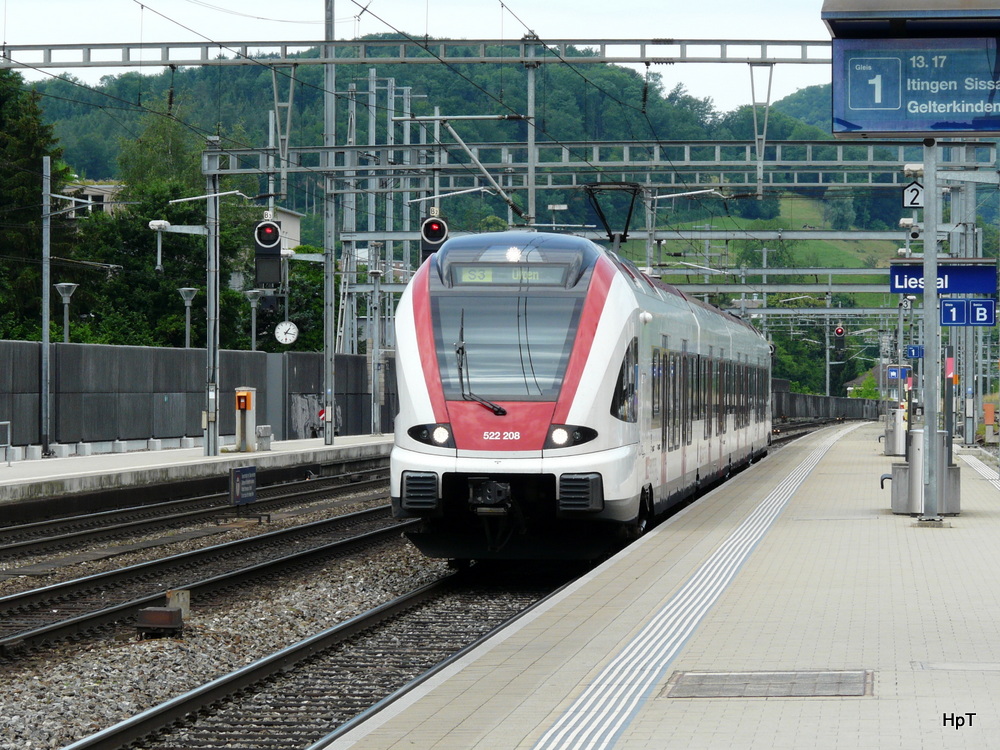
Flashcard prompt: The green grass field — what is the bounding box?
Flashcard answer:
[623,195,902,309]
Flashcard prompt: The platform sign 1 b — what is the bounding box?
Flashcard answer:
[940,298,997,327]
[971,299,997,326]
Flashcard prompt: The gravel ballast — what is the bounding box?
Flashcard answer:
[0,542,448,749]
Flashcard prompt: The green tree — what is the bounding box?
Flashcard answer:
[822,190,857,230]
[0,69,74,339]
[66,100,266,349]
[850,374,880,399]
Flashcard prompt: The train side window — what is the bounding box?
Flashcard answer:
[740,363,747,427]
[661,351,669,449]
[730,362,737,417]
[669,352,680,450]
[739,363,746,428]
[715,360,727,435]
[744,364,750,427]
[610,337,638,423]
[683,352,693,446]
[651,348,662,431]
[726,361,734,423]
[680,353,688,446]
[758,365,766,421]
[664,352,672,450]
[695,354,703,424]
[705,358,719,439]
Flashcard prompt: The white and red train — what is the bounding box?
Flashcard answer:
[391,231,772,559]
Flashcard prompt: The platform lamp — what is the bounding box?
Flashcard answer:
[178,288,198,349]
[245,289,264,351]
[54,283,78,343]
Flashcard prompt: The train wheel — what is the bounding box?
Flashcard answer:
[626,488,654,541]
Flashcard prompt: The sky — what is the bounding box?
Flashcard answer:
[1,0,833,113]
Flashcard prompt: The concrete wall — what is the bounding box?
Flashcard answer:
[773,390,880,421]
[0,340,385,447]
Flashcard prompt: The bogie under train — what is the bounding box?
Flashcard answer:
[391,231,771,559]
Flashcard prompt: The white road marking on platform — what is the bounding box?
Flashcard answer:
[533,424,861,750]
[959,454,1000,490]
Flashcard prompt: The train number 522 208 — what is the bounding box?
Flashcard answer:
[483,431,520,440]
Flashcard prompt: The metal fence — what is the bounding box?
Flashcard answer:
[0,340,392,447]
[772,390,880,422]
[1,340,877,450]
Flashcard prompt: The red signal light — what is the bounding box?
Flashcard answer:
[834,326,845,337]
[420,216,449,245]
[254,220,282,252]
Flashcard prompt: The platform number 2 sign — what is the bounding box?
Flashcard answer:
[903,181,924,208]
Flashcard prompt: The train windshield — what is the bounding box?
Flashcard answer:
[432,294,583,401]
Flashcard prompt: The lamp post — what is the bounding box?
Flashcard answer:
[178,288,198,348]
[153,145,223,456]
[245,289,263,351]
[54,283,78,343]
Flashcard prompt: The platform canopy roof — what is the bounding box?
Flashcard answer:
[822,0,1000,37]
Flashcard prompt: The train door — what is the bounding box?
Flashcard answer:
[680,341,691,485]
[652,346,666,494]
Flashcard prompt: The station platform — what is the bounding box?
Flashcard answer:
[327,422,1000,749]
[0,434,392,508]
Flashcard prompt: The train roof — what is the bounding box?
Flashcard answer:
[603,248,764,338]
[430,230,762,337]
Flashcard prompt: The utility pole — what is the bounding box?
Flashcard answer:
[204,139,221,457]
[920,140,942,522]
[323,0,337,444]
[41,157,51,455]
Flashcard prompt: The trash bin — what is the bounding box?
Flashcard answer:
[885,407,905,456]
[899,428,960,515]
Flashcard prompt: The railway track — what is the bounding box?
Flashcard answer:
[63,567,573,750]
[0,506,415,656]
[770,417,847,447]
[0,464,388,560]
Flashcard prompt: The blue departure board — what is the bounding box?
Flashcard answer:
[832,37,1000,136]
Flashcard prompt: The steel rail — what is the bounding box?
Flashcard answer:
[0,466,388,557]
[60,575,462,750]
[0,507,413,655]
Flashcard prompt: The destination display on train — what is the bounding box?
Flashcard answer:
[832,37,1000,136]
[452,264,567,286]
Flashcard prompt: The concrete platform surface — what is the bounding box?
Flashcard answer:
[0,434,392,504]
[325,422,1000,749]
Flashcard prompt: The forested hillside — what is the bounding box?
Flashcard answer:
[35,35,828,183]
[6,38,994,394]
[771,83,831,132]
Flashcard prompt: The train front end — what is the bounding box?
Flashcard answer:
[391,231,638,560]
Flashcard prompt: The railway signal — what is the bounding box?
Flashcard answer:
[254,220,282,253]
[254,220,282,288]
[834,325,846,356]
[419,216,449,263]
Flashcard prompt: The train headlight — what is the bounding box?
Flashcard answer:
[544,425,598,449]
[407,423,455,448]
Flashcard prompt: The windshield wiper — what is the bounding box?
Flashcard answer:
[455,310,507,416]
